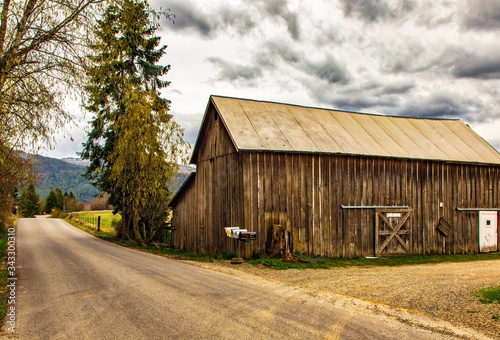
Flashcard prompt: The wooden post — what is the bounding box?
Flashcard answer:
[97,216,101,231]
[231,238,243,264]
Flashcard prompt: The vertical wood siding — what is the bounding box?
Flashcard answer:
[171,110,500,258]
[238,153,499,257]
[171,105,245,256]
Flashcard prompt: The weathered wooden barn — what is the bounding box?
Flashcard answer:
[170,95,500,258]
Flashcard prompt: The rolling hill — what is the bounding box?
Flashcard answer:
[34,155,195,203]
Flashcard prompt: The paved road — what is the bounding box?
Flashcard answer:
[4,217,487,339]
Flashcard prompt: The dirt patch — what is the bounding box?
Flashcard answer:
[196,259,500,339]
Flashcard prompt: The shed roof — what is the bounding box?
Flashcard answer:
[191,95,500,165]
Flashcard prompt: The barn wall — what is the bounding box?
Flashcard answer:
[171,176,196,252]
[173,150,500,258]
[241,152,500,258]
[171,104,245,256]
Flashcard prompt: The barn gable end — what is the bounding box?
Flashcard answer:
[171,99,244,255]
[191,99,238,164]
[171,95,500,258]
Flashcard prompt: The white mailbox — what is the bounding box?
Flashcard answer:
[224,227,247,239]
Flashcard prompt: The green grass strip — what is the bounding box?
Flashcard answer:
[245,252,500,270]
[475,286,500,304]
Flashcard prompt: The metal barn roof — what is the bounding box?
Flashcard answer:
[192,95,500,165]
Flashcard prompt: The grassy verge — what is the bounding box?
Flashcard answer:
[246,252,500,269]
[64,211,234,262]
[64,211,117,240]
[63,212,500,268]
[115,241,234,262]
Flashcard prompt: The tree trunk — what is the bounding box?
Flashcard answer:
[119,212,127,239]
[132,210,145,246]
[266,224,298,262]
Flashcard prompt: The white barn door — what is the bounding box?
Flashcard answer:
[479,211,498,253]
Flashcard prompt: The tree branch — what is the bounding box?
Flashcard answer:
[0,0,12,53]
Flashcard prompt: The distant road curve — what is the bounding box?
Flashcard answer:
[3,217,489,339]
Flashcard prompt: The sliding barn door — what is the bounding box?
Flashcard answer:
[375,209,412,256]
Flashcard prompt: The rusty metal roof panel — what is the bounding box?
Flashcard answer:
[209,96,500,164]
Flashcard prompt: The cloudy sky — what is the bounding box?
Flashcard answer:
[46,0,500,161]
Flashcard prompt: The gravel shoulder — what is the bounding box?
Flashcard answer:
[195,259,500,339]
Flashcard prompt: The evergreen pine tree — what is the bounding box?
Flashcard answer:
[19,184,40,217]
[54,188,64,211]
[45,190,57,214]
[81,0,188,244]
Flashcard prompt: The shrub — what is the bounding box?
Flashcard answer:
[111,216,123,237]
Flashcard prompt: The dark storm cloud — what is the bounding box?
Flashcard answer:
[207,56,262,82]
[159,0,300,40]
[340,0,415,22]
[308,80,415,112]
[462,0,500,30]
[383,42,466,77]
[258,40,302,65]
[395,91,485,121]
[329,96,397,112]
[256,41,349,84]
[382,81,415,95]
[160,0,256,38]
[163,1,214,36]
[340,80,415,96]
[259,0,301,40]
[306,55,350,84]
[219,7,257,35]
[453,55,500,79]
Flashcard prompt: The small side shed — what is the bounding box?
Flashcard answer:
[170,95,500,258]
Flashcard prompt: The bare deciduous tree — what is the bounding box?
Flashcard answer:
[0,0,105,153]
[0,0,107,223]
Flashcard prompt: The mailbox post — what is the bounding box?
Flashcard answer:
[224,227,257,264]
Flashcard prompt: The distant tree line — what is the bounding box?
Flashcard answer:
[34,155,100,204]
[15,185,114,218]
[45,188,85,213]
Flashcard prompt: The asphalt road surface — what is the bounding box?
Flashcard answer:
[3,217,489,339]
